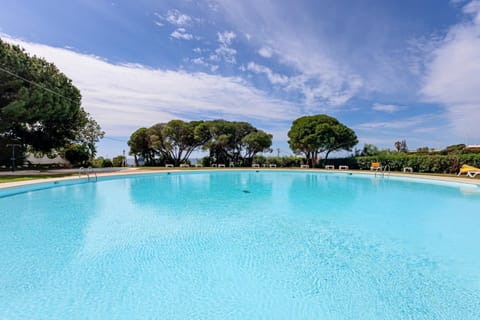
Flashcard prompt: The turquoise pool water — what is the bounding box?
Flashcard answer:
[0,171,479,319]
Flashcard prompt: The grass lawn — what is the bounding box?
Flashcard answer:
[0,174,75,183]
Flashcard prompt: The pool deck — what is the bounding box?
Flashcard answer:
[0,167,479,189]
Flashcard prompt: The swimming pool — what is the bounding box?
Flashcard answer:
[1,171,479,319]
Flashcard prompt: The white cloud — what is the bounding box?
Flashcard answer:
[170,28,193,40]
[213,0,363,108]
[164,9,192,26]
[191,57,207,65]
[213,31,237,64]
[372,103,403,113]
[217,31,236,45]
[214,46,236,63]
[421,0,480,139]
[2,36,299,136]
[258,46,273,58]
[247,62,289,85]
[355,115,438,131]
[193,47,202,53]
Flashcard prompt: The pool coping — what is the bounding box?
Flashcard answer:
[0,167,479,190]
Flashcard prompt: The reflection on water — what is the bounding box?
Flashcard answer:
[0,171,479,319]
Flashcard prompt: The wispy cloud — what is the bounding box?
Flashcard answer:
[421,0,480,139]
[213,0,364,109]
[258,46,273,58]
[2,36,299,137]
[213,31,237,64]
[372,103,403,113]
[164,9,192,26]
[247,62,289,85]
[170,28,193,40]
[355,115,438,130]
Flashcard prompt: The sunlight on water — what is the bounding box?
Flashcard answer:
[1,171,479,319]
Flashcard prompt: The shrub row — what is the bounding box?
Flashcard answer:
[323,154,480,174]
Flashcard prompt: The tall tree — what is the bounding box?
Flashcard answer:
[202,120,260,165]
[128,127,155,166]
[157,120,210,166]
[394,141,402,152]
[0,39,87,152]
[72,113,105,159]
[400,139,408,153]
[241,130,273,165]
[288,114,358,166]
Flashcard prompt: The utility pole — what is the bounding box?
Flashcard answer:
[6,143,21,172]
[123,149,126,167]
[276,148,280,157]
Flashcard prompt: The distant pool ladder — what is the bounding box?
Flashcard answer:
[78,166,97,182]
[374,165,390,178]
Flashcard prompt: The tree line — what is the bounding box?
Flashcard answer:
[127,114,358,167]
[128,119,273,166]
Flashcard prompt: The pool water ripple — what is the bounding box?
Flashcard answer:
[1,171,479,319]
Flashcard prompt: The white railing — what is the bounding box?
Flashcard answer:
[78,166,98,182]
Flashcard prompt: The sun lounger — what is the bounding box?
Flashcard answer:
[325,165,334,170]
[467,171,480,178]
[458,164,480,175]
[339,165,349,170]
[458,164,480,178]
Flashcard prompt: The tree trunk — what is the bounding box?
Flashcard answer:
[324,150,331,163]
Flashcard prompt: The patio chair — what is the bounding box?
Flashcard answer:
[370,162,381,171]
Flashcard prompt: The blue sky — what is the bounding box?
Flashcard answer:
[1,0,480,158]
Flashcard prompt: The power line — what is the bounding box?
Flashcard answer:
[103,136,127,143]
[0,64,77,104]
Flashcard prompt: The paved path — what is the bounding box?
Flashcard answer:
[0,167,134,175]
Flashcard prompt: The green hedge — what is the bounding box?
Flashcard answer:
[323,154,480,174]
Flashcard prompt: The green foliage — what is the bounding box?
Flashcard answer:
[72,114,105,159]
[91,157,113,168]
[112,155,125,167]
[128,127,155,166]
[201,120,258,165]
[394,141,401,152]
[128,119,272,166]
[440,144,466,155]
[359,143,382,156]
[200,156,211,167]
[325,154,480,173]
[153,120,210,166]
[0,39,89,152]
[288,114,358,166]
[63,144,90,167]
[254,156,303,167]
[416,146,431,154]
[102,158,113,167]
[241,130,273,165]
